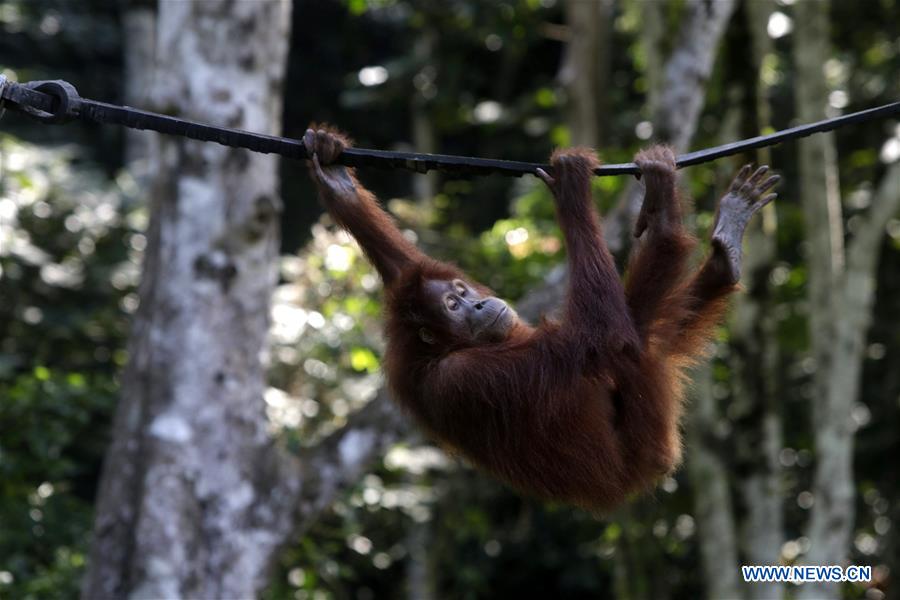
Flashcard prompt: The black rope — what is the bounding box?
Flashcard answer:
[2,76,899,177]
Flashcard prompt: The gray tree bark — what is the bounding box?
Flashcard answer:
[793,4,850,598]
[687,364,743,600]
[83,1,293,597]
[731,4,785,599]
[794,2,900,597]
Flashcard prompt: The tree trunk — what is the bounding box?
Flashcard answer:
[687,364,743,600]
[793,2,900,597]
[120,0,157,174]
[83,1,292,597]
[638,0,663,117]
[411,30,438,202]
[685,99,746,600]
[792,3,851,598]
[405,514,436,600]
[558,0,613,147]
[732,4,785,598]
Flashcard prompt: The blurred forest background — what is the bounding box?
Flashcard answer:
[1,0,899,598]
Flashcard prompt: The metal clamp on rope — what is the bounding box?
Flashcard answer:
[404,158,430,174]
[22,80,81,123]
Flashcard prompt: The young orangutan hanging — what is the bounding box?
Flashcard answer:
[304,127,778,511]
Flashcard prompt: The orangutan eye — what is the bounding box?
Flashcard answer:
[455,281,467,296]
[445,296,459,311]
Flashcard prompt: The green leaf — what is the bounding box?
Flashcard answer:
[350,347,379,373]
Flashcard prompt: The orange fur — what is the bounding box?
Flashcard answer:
[308,129,740,512]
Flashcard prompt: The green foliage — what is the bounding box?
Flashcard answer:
[2,0,900,597]
[267,221,386,448]
[0,137,136,595]
[0,368,115,599]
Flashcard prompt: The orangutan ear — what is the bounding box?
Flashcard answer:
[418,328,436,345]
